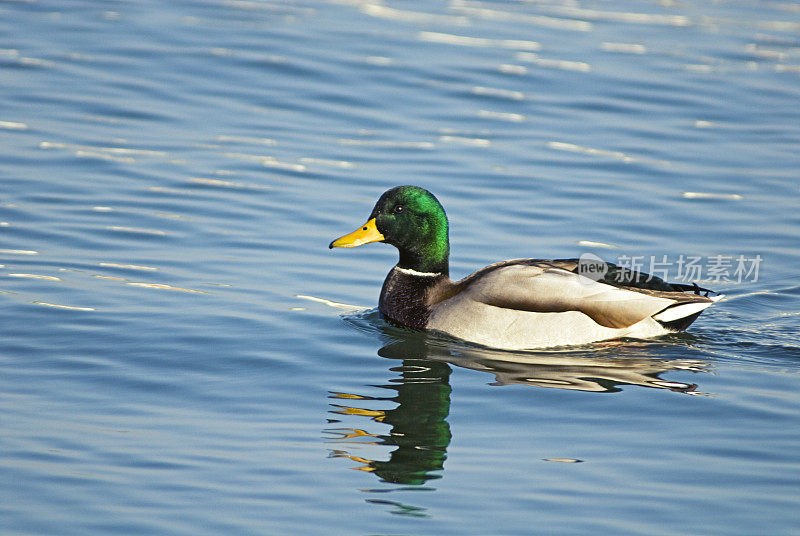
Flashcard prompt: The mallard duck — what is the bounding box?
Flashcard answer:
[329,185,720,349]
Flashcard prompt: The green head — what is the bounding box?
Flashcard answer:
[330,186,450,275]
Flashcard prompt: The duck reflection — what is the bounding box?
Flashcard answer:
[327,357,452,486]
[406,340,707,393]
[326,312,710,502]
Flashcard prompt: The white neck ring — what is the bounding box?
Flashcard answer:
[394,266,441,277]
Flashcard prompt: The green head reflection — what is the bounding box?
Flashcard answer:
[328,358,452,486]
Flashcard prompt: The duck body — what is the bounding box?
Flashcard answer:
[331,186,719,350]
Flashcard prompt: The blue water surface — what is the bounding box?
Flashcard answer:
[2,1,799,535]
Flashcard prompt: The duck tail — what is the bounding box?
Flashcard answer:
[652,294,723,331]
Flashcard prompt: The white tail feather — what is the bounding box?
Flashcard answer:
[652,301,713,322]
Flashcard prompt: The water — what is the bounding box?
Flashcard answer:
[2,1,799,534]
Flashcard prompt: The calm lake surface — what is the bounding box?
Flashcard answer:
[2,1,800,534]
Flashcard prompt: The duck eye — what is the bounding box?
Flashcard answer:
[392,204,405,214]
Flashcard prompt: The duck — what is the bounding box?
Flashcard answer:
[329,185,721,350]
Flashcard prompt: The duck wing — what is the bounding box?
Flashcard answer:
[453,260,716,330]
[540,258,714,294]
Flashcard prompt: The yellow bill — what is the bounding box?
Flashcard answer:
[329,218,385,248]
